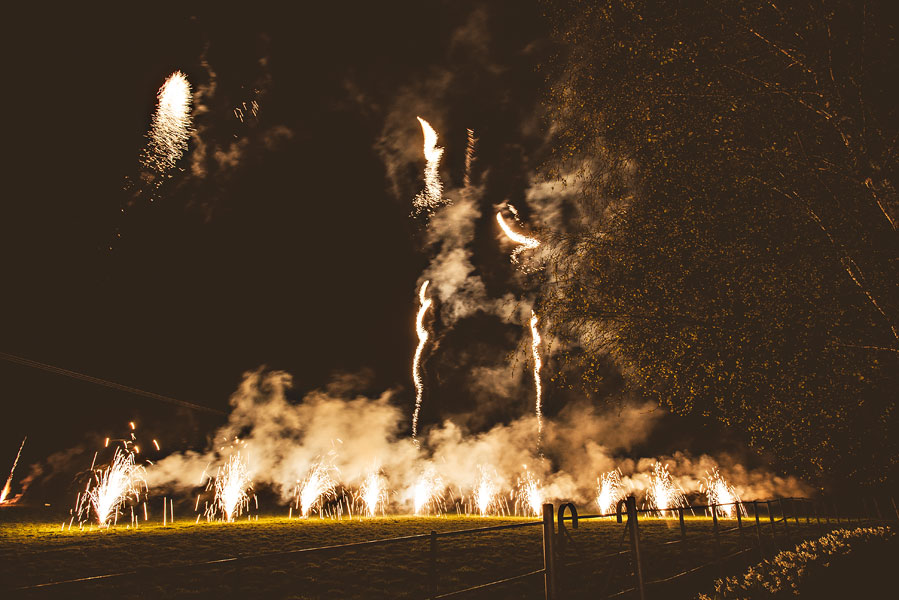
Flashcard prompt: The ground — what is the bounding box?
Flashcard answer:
[0,506,867,599]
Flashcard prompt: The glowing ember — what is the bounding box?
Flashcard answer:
[412,465,445,515]
[295,459,338,517]
[513,467,543,517]
[473,466,504,516]
[702,468,745,518]
[411,280,433,446]
[646,463,687,517]
[496,210,540,263]
[358,468,388,517]
[206,453,253,522]
[596,469,624,516]
[0,437,27,505]
[76,445,148,526]
[412,117,446,214]
[530,311,544,452]
[142,71,192,174]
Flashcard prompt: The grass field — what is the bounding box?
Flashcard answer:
[0,506,850,599]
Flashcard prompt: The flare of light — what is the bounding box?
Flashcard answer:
[463,128,477,192]
[701,468,745,518]
[412,117,447,214]
[76,445,148,526]
[513,466,543,517]
[142,71,192,174]
[530,311,544,452]
[296,460,338,517]
[358,469,387,518]
[496,210,540,263]
[411,280,433,446]
[206,453,253,522]
[596,469,624,516]
[473,466,503,517]
[646,463,687,517]
[412,465,445,515]
[0,437,27,504]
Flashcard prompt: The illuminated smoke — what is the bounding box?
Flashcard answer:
[205,453,253,522]
[412,117,447,215]
[295,459,338,518]
[646,462,688,517]
[513,466,543,516]
[496,209,540,264]
[358,467,388,517]
[702,468,745,518]
[530,311,544,453]
[142,71,192,174]
[596,469,624,516]
[411,280,433,446]
[76,445,148,526]
[411,465,445,515]
[0,437,26,504]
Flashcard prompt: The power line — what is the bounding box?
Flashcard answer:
[0,351,227,416]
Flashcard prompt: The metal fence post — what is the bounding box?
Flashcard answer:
[626,496,646,600]
[429,530,438,598]
[542,503,556,600]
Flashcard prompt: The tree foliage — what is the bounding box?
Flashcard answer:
[539,0,898,487]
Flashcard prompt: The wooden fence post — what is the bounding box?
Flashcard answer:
[872,497,883,521]
[891,497,899,521]
[834,502,840,525]
[805,499,810,524]
[429,530,437,598]
[542,503,556,600]
[678,506,686,540]
[753,501,765,561]
[766,501,777,546]
[793,499,800,525]
[736,505,743,538]
[626,496,646,600]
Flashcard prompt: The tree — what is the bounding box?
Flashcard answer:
[539,0,898,487]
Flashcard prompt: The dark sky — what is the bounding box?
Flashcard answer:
[1,2,552,463]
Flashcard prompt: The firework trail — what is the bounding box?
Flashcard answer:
[646,463,688,517]
[411,280,433,447]
[463,128,477,192]
[530,311,544,453]
[141,71,192,175]
[295,459,338,517]
[496,209,540,264]
[76,445,148,526]
[0,437,26,504]
[205,453,253,522]
[701,468,745,517]
[596,469,624,516]
[412,117,447,215]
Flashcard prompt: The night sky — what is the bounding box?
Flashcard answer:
[2,2,559,472]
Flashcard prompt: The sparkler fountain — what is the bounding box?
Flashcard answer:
[0,437,26,505]
[513,466,543,517]
[646,462,688,517]
[411,465,445,516]
[358,468,388,517]
[295,459,338,518]
[205,452,253,522]
[702,468,745,517]
[596,469,624,516]
[75,444,148,527]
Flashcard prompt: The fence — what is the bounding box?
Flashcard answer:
[14,494,898,598]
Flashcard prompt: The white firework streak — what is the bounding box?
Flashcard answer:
[463,128,477,192]
[0,437,26,504]
[142,71,192,174]
[496,211,540,263]
[411,280,433,446]
[530,311,544,453]
[412,117,447,214]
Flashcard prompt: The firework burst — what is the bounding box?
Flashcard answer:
[205,452,253,522]
[411,465,445,516]
[141,71,192,175]
[513,466,543,517]
[76,445,148,526]
[0,437,26,505]
[412,117,446,215]
[596,469,625,516]
[411,280,433,446]
[701,468,745,517]
[295,459,338,518]
[646,463,688,517]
